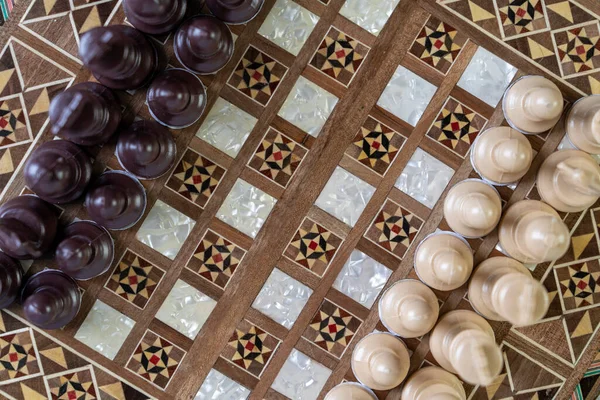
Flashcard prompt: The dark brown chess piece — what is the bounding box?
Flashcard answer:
[79,25,161,90]
[147,69,207,129]
[0,252,23,309]
[49,82,121,146]
[174,15,234,74]
[123,0,187,34]
[85,171,147,230]
[206,0,264,24]
[21,270,81,330]
[24,140,93,204]
[0,196,58,259]
[56,221,114,280]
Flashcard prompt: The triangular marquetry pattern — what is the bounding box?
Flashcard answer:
[512,317,573,366]
[565,307,600,363]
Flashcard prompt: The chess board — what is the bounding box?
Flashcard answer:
[1,0,600,399]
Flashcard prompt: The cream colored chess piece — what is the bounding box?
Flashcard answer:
[566,95,600,154]
[324,382,377,400]
[401,366,466,400]
[468,257,549,326]
[379,280,439,338]
[471,127,533,185]
[537,149,600,212]
[414,232,473,291]
[429,310,502,386]
[498,200,569,263]
[351,333,410,391]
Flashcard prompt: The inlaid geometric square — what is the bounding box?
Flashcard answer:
[345,116,405,175]
[303,299,361,358]
[0,96,29,148]
[0,328,41,384]
[365,199,424,259]
[186,230,246,289]
[105,250,165,309]
[284,218,343,277]
[556,259,600,311]
[553,21,600,77]
[166,148,226,208]
[221,320,280,378]
[310,27,369,86]
[426,97,488,157]
[228,46,288,106]
[496,0,548,40]
[409,16,467,74]
[45,366,98,400]
[248,127,307,187]
[126,330,186,390]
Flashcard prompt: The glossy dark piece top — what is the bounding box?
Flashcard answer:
[174,15,234,74]
[0,196,58,259]
[123,0,187,34]
[79,25,160,90]
[56,221,114,280]
[0,252,23,309]
[21,270,81,330]
[206,0,264,24]
[147,69,207,129]
[49,82,121,146]
[24,140,93,204]
[117,120,177,179]
[85,171,147,230]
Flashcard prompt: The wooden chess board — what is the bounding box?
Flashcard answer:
[1,0,600,399]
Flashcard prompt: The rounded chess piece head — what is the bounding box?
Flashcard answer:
[24,140,93,204]
[49,82,121,146]
[0,195,58,259]
[147,69,207,129]
[0,252,23,309]
[503,75,564,135]
[537,149,600,212]
[379,280,439,338]
[174,15,234,74]
[84,171,147,230]
[414,232,473,291]
[123,0,187,34]
[21,270,81,330]
[471,127,533,185]
[566,95,600,154]
[498,200,569,263]
[351,333,410,391]
[79,25,160,90]
[324,383,377,400]
[116,120,177,179]
[56,221,114,280]
[401,366,466,400]
[206,0,264,24]
[443,180,502,238]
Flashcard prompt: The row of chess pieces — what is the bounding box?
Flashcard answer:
[324,76,600,400]
[0,1,265,328]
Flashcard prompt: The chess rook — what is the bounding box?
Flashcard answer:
[123,0,187,34]
[566,95,600,154]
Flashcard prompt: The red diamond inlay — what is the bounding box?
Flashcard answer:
[252,71,263,81]
[516,7,527,17]
[128,276,138,285]
[578,280,589,290]
[450,121,460,131]
[212,253,223,263]
[328,324,338,333]
[245,342,255,351]
[335,49,346,59]
[149,354,160,365]
[68,391,77,400]
[308,241,318,250]
[192,174,204,185]
[8,353,18,362]
[577,45,586,55]
[273,151,283,161]
[434,39,444,49]
[391,225,401,234]
[372,141,381,149]
[0,117,8,129]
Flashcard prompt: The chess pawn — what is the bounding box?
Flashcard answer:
[21,270,81,330]
[443,180,502,238]
[49,82,121,146]
[498,200,569,263]
[379,280,439,338]
[0,253,23,309]
[84,171,147,230]
[324,383,377,400]
[471,127,533,185]
[0,196,58,259]
[147,69,207,129]
[537,149,600,212]
[401,366,466,400]
[351,333,410,391]
[79,25,160,90]
[503,75,564,135]
[56,221,114,280]
[206,0,264,24]
[566,95,600,154]
[123,0,187,34]
[174,15,234,74]
[468,257,549,326]
[429,310,502,386]
[116,120,177,179]
[24,140,93,204]
[414,232,473,291]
